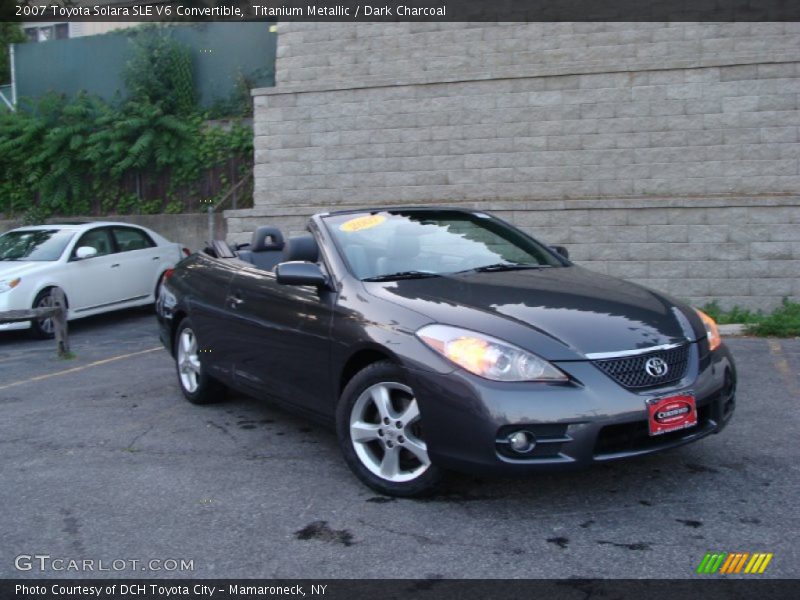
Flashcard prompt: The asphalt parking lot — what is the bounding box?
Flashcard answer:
[1,310,798,579]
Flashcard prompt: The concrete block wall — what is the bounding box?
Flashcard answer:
[273,22,800,89]
[228,22,800,311]
[251,62,800,206]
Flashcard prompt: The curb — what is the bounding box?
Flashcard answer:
[718,324,747,335]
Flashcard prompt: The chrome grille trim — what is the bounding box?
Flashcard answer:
[585,341,688,360]
[592,343,691,389]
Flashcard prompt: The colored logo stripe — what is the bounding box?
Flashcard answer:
[697,552,727,574]
[745,553,773,574]
[697,552,773,574]
[720,553,749,573]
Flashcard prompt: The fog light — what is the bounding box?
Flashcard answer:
[508,430,536,453]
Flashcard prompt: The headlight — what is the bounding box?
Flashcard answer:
[416,324,568,382]
[695,309,721,351]
[0,278,21,294]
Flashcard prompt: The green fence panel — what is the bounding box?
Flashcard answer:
[14,22,276,107]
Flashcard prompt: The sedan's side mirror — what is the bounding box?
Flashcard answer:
[275,261,327,287]
[551,245,570,260]
[75,246,99,260]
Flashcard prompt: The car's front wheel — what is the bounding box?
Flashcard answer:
[30,288,58,339]
[336,361,442,497]
[174,318,225,404]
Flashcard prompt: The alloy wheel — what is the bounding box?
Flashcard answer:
[349,382,430,483]
[177,328,201,393]
[36,293,55,335]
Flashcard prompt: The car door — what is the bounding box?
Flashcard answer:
[65,227,127,311]
[226,264,334,415]
[110,226,162,301]
[182,255,240,385]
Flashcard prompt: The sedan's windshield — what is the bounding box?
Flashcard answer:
[324,210,564,281]
[0,229,75,261]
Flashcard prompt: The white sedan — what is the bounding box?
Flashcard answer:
[0,221,189,338]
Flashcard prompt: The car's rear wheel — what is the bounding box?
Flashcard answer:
[175,318,225,404]
[30,288,58,339]
[336,361,442,497]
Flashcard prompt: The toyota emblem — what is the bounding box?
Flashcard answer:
[644,357,669,378]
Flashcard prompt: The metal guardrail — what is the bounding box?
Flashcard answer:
[0,288,70,356]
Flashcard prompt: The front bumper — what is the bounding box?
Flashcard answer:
[0,321,31,332]
[0,290,32,331]
[407,343,736,475]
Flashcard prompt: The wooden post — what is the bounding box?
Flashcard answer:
[51,287,70,357]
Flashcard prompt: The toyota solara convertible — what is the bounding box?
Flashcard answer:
[157,207,736,496]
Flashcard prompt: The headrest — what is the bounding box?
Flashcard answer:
[285,235,319,263]
[251,226,284,252]
[386,234,420,259]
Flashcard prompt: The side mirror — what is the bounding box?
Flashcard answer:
[551,245,570,260]
[275,261,327,287]
[75,246,98,260]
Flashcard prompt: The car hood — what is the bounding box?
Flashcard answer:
[366,266,705,360]
[0,261,50,279]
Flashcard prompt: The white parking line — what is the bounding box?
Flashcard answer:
[0,347,163,391]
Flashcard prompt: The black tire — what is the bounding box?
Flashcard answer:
[29,288,58,340]
[336,360,443,497]
[174,318,226,405]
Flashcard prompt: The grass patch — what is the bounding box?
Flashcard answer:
[699,301,761,325]
[700,299,800,337]
[746,299,800,337]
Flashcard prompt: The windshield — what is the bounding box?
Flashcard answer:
[324,210,564,281]
[0,229,75,261]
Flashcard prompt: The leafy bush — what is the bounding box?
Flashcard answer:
[0,27,253,221]
[699,301,761,325]
[745,300,800,338]
[701,299,800,337]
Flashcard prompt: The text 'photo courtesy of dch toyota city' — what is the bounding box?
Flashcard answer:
[157,208,737,497]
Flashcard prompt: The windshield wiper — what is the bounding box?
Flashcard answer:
[457,262,552,273]
[362,271,441,282]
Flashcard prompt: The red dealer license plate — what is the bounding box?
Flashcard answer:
[647,394,697,436]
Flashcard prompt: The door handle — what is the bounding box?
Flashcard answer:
[152,256,160,260]
[111,263,120,268]
[228,292,244,309]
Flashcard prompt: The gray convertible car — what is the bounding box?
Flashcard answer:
[157,207,736,496]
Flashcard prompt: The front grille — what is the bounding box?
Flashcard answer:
[593,344,690,389]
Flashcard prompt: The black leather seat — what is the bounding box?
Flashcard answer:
[238,226,285,271]
[283,235,319,263]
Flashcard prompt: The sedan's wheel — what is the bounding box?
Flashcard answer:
[153,271,167,313]
[174,318,225,404]
[336,361,442,496]
[30,289,57,339]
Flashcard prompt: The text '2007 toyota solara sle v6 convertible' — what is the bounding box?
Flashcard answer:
[157,208,736,496]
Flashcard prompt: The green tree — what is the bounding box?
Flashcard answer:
[0,23,26,86]
[123,28,197,116]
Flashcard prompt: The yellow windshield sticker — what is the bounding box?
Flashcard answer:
[339,214,386,232]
